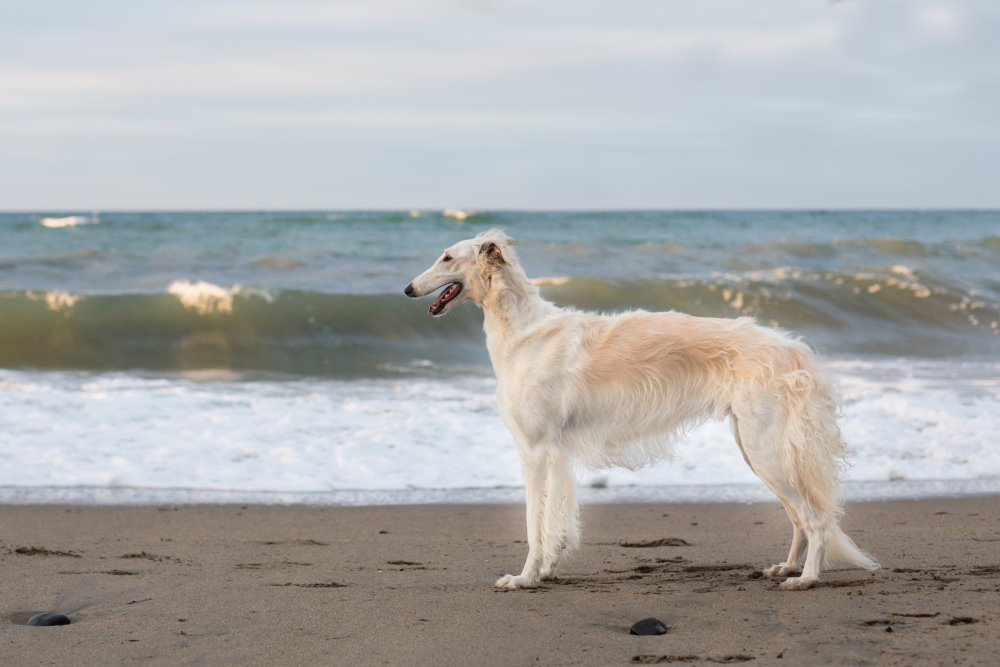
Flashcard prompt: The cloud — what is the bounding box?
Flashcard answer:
[0,0,997,208]
[190,0,449,28]
[914,6,964,40]
[0,19,842,113]
[565,25,840,62]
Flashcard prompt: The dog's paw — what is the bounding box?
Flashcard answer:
[778,575,817,591]
[763,563,802,579]
[494,574,538,590]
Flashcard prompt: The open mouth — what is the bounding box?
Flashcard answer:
[429,282,462,315]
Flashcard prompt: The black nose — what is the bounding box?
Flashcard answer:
[404,283,415,297]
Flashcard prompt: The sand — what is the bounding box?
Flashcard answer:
[2,497,998,665]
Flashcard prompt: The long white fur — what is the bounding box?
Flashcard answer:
[405,229,879,591]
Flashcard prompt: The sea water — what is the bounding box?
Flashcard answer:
[1,210,998,504]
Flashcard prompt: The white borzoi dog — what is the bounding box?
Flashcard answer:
[405,229,878,591]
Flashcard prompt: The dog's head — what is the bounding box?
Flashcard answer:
[404,229,513,316]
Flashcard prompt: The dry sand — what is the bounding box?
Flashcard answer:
[2,498,998,665]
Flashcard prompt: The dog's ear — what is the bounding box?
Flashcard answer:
[479,240,506,267]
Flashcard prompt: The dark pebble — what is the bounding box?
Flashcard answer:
[630,617,668,635]
[27,612,71,627]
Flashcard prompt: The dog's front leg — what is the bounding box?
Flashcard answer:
[495,443,546,590]
[539,447,578,580]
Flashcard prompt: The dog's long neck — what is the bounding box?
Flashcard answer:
[481,261,557,362]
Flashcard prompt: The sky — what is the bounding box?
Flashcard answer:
[1,0,997,210]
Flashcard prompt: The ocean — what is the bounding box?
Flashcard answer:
[1,210,998,504]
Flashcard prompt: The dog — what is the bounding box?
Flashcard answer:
[405,229,878,590]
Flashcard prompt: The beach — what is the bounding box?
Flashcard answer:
[3,497,998,665]
[2,210,998,663]
[6,0,1000,660]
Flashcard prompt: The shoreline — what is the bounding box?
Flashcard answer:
[1,478,999,506]
[2,498,998,665]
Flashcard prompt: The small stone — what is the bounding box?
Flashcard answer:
[630,617,668,635]
[27,612,71,627]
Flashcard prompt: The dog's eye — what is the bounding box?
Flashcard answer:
[442,255,453,262]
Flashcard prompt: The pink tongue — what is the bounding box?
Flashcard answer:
[430,284,456,313]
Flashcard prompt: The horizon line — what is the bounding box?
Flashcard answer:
[3,206,1000,214]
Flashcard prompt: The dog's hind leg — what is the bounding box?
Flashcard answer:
[539,446,579,580]
[734,385,879,590]
[731,408,823,589]
[731,414,806,578]
[764,514,806,578]
[495,442,547,590]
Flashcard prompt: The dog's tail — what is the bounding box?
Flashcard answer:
[822,521,880,571]
[777,347,879,571]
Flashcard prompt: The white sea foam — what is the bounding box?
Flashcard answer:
[26,290,82,311]
[532,276,573,287]
[39,213,98,228]
[0,359,997,502]
[443,208,472,221]
[168,280,238,314]
[167,280,272,315]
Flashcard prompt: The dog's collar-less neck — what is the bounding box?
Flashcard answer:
[481,267,554,351]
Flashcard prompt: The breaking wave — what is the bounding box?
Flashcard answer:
[1,268,997,375]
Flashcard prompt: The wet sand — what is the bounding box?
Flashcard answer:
[2,498,998,665]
